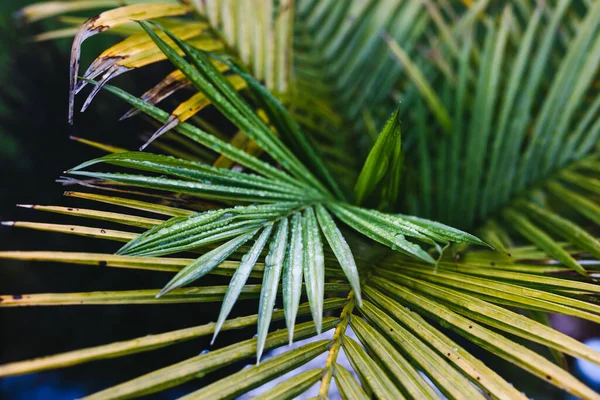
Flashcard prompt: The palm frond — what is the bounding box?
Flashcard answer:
[2,1,600,399]
[388,1,600,268]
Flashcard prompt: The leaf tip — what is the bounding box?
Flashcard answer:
[156,285,172,298]
[573,263,588,277]
[119,108,138,121]
[354,291,363,307]
[315,321,322,335]
[256,347,264,365]
[140,115,179,151]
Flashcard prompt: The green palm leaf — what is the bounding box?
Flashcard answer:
[2,0,600,398]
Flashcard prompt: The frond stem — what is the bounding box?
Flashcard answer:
[318,290,355,398]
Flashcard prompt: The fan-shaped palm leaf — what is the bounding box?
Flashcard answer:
[2,0,600,399]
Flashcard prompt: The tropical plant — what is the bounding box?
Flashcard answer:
[1,0,600,399]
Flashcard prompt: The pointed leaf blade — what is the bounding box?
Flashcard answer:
[256,218,289,361]
[282,212,304,344]
[354,108,403,208]
[315,204,362,305]
[302,207,325,334]
[158,229,259,297]
[212,225,274,343]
